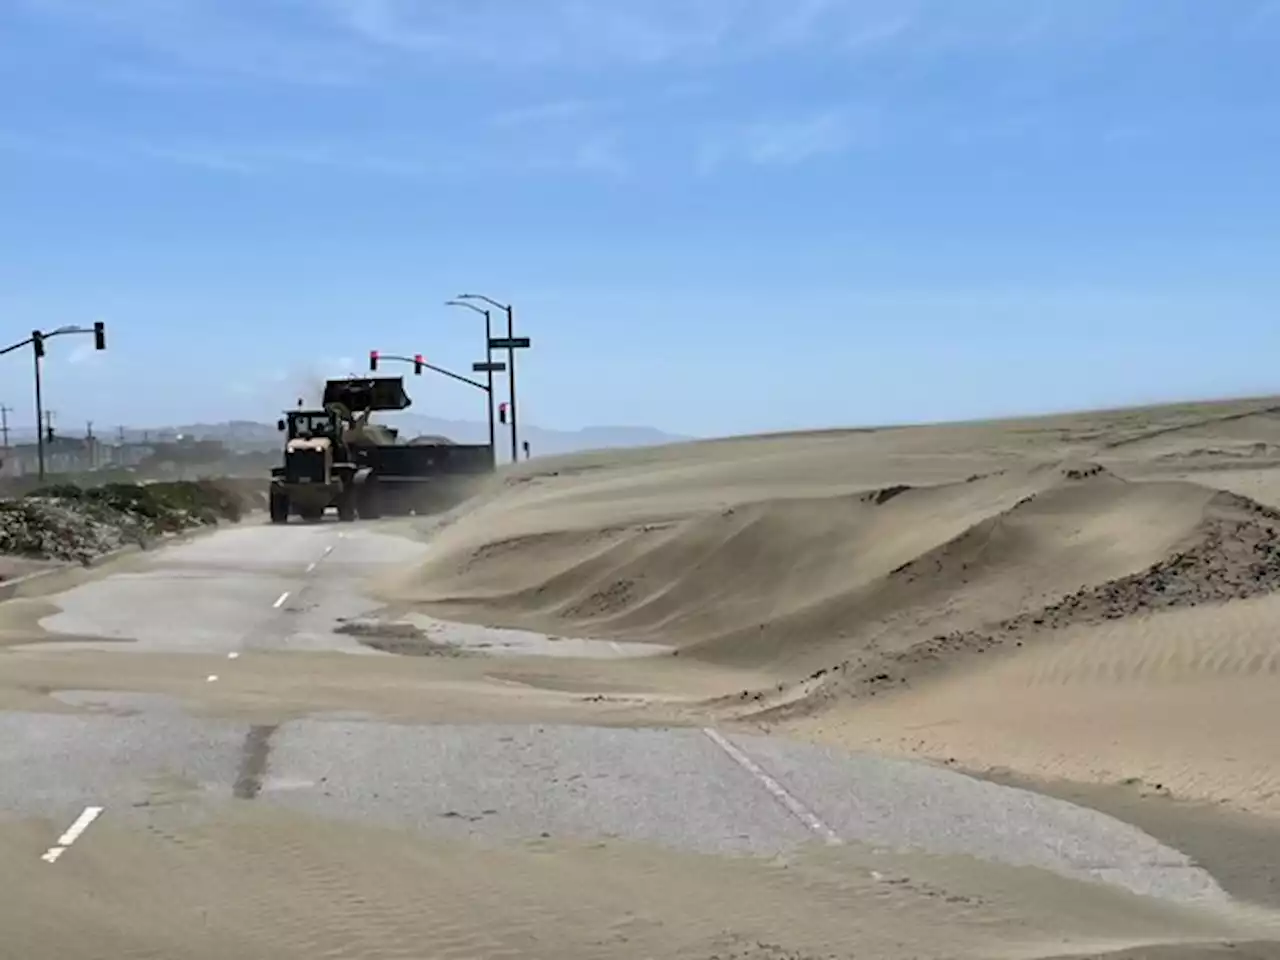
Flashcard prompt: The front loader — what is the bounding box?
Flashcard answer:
[267,374,493,523]
[267,376,411,524]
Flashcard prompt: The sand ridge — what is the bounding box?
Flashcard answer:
[366,396,1280,818]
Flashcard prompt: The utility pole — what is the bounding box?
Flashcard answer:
[86,420,95,470]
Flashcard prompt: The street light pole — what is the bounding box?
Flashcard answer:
[504,302,518,463]
[445,300,496,467]
[458,293,521,464]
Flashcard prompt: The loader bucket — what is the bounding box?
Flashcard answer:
[323,376,412,413]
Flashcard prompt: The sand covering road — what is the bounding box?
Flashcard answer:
[377,397,1280,816]
[0,804,1270,960]
[9,398,1280,959]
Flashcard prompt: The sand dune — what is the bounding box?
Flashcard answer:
[379,395,1280,818]
[391,463,1265,672]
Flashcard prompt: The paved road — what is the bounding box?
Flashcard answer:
[0,521,1235,910]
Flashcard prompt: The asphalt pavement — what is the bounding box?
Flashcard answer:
[0,519,1236,910]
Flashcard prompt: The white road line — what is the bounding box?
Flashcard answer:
[206,674,219,682]
[702,728,843,846]
[305,562,317,573]
[273,591,289,609]
[323,544,335,555]
[227,652,240,660]
[41,805,104,863]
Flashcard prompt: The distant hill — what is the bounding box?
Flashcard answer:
[11,416,693,462]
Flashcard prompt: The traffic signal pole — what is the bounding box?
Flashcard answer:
[0,323,105,482]
[33,334,45,481]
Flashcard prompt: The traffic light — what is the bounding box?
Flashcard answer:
[31,330,44,358]
[498,402,508,425]
[413,354,424,375]
[93,321,106,351]
[369,350,379,372]
[46,426,54,444]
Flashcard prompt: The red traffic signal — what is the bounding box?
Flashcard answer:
[369,350,379,372]
[93,321,106,351]
[413,354,424,374]
[498,402,508,425]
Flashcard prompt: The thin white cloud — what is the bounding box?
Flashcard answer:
[1243,0,1280,36]
[16,0,375,85]
[134,144,258,175]
[16,0,1253,82]
[570,135,630,178]
[698,108,867,173]
[844,15,916,51]
[745,112,856,165]
[490,99,599,129]
[0,129,449,178]
[319,0,915,66]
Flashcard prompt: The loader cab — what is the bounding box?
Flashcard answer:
[281,410,340,442]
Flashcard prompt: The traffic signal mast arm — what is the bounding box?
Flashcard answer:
[0,322,106,357]
[369,351,490,392]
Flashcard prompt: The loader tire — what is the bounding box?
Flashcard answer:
[269,489,289,524]
[337,488,357,522]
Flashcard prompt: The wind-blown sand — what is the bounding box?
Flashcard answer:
[378,396,1280,823]
[11,396,1280,958]
[2,805,1269,960]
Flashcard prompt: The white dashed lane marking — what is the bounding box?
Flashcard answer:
[272,591,289,609]
[41,805,104,863]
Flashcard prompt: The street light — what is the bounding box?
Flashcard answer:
[445,299,497,465]
[457,293,529,464]
[0,322,107,480]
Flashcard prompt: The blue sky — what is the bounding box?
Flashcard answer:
[1,0,1278,438]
